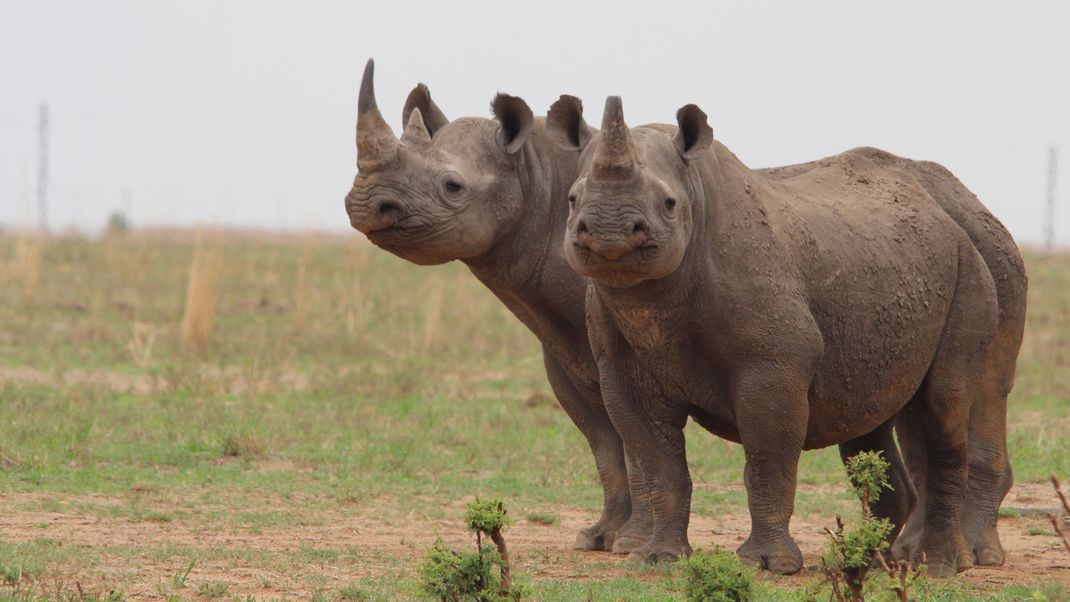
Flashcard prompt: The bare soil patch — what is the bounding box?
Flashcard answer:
[2,482,1068,600]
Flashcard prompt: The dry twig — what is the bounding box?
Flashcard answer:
[1050,475,1070,555]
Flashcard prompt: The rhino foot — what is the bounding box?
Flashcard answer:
[610,535,646,555]
[923,531,974,577]
[626,538,692,565]
[973,540,1005,566]
[891,530,922,563]
[737,537,803,575]
[610,514,653,555]
[572,524,617,552]
[966,526,1005,566]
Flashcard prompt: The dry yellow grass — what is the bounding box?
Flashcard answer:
[422,283,445,352]
[291,242,312,330]
[10,229,42,304]
[180,232,223,354]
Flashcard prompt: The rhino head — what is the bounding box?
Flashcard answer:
[559,96,713,287]
[344,59,542,266]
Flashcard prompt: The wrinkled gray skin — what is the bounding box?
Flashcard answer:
[558,96,1011,576]
[344,60,652,553]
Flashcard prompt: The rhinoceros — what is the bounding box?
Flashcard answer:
[554,95,1022,575]
[345,60,650,553]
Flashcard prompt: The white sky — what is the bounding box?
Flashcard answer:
[1,1,1067,244]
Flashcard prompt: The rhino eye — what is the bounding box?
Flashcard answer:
[664,197,677,210]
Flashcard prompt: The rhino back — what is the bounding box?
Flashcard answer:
[707,148,982,442]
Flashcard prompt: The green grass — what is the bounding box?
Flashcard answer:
[0,231,1068,599]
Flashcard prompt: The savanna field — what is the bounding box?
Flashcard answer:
[1,230,1069,601]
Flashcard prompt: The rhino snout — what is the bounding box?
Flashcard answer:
[573,214,651,260]
[346,191,404,234]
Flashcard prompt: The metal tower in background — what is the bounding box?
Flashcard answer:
[36,102,50,232]
[1047,147,1058,249]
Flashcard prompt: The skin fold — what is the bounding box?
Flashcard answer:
[555,96,1014,576]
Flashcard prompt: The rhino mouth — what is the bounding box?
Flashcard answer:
[363,216,443,248]
[569,243,659,280]
[572,241,661,265]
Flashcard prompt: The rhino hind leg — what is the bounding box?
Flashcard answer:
[899,276,1021,568]
[959,354,1016,566]
[892,407,928,563]
[904,241,998,577]
[838,418,918,542]
[902,157,1026,567]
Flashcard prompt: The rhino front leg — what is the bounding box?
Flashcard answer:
[543,353,631,552]
[599,363,692,564]
[609,451,655,555]
[734,367,807,575]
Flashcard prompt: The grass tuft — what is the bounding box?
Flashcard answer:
[180,232,223,354]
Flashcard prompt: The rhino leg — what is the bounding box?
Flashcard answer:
[960,359,1014,566]
[838,418,917,544]
[903,241,997,577]
[610,451,654,554]
[543,353,631,552]
[903,322,1016,568]
[892,407,928,563]
[733,368,807,575]
[598,367,692,564]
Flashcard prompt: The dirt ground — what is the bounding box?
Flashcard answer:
[2,483,1068,600]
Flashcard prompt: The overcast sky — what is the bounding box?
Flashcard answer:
[1,1,1067,244]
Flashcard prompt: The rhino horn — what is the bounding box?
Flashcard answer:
[593,96,635,181]
[356,59,399,168]
[401,107,432,146]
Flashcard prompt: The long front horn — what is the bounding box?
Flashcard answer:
[594,96,633,181]
[592,96,636,181]
[356,59,399,168]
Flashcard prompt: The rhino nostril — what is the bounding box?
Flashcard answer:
[632,220,649,236]
[379,201,400,215]
[577,220,589,234]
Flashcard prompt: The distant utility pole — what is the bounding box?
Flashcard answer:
[36,102,50,232]
[1047,146,1058,250]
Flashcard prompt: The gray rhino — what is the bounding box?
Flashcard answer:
[345,60,650,553]
[554,95,1022,575]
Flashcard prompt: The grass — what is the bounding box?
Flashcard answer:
[526,511,560,526]
[0,230,1068,599]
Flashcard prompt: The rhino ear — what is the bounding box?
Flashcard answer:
[402,83,449,137]
[546,95,593,152]
[491,93,534,155]
[673,104,713,161]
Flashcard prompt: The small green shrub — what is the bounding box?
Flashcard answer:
[465,498,511,534]
[845,451,892,511]
[419,538,501,602]
[675,547,754,602]
[418,499,518,601]
[825,517,894,571]
[821,450,898,601]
